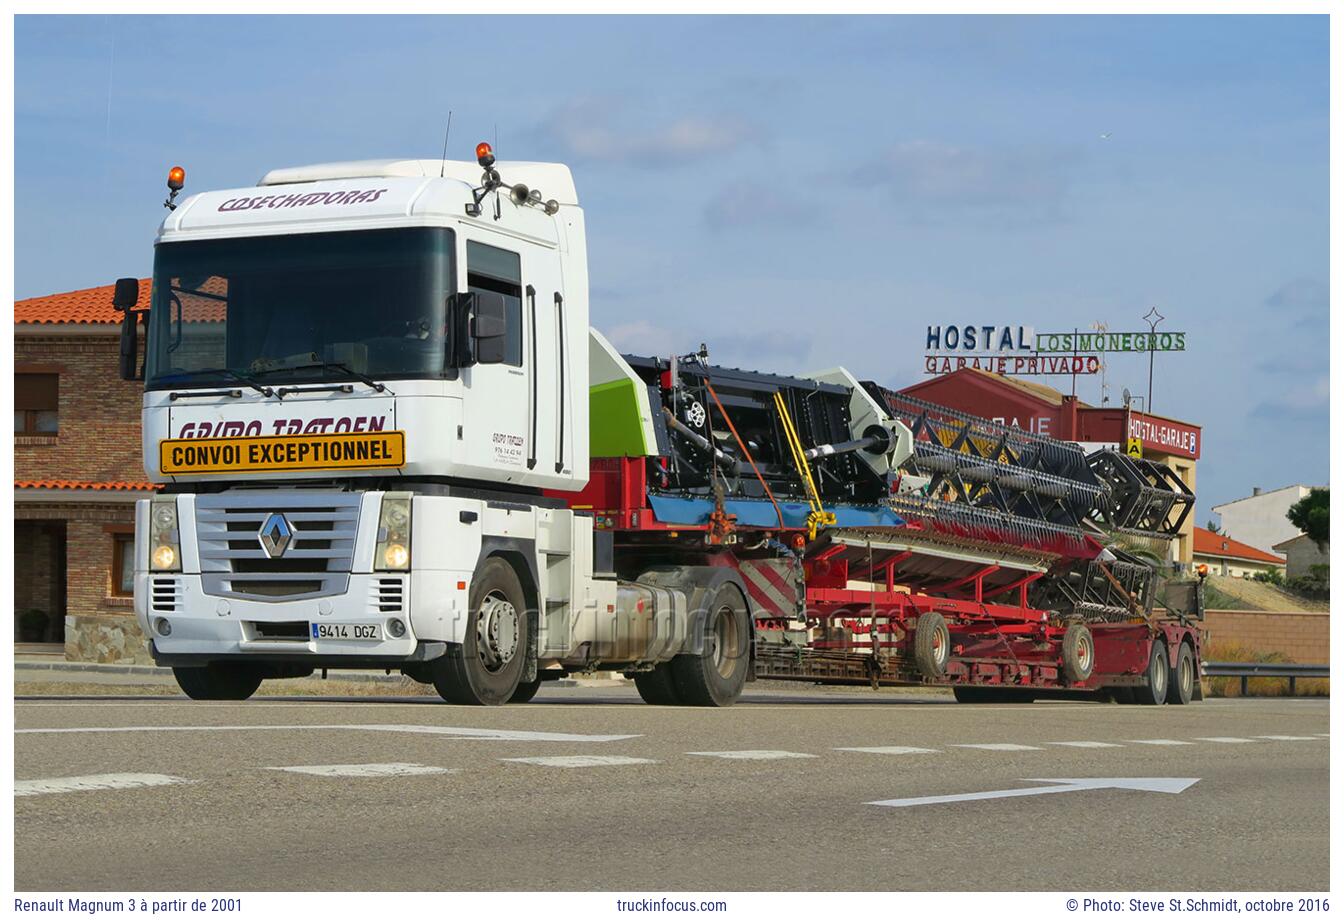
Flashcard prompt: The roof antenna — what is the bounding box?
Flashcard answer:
[439,111,453,178]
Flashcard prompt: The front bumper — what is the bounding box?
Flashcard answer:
[138,571,424,662]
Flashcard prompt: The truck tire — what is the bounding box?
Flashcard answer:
[173,663,262,701]
[1061,623,1095,684]
[509,678,543,704]
[913,612,950,679]
[1133,639,1169,705]
[633,663,683,705]
[1167,641,1196,705]
[670,582,750,707]
[432,557,529,706]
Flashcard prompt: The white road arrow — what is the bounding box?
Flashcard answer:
[868,777,1200,809]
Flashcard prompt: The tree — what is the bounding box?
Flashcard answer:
[1205,520,1222,535]
[1287,487,1329,550]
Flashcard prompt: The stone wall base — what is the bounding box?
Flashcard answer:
[64,614,153,664]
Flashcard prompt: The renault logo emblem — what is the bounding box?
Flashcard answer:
[258,513,295,558]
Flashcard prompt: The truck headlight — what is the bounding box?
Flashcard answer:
[375,493,412,571]
[149,496,182,572]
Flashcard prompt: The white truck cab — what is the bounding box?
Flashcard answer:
[125,149,716,705]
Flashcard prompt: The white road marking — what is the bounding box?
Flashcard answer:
[15,723,639,743]
[1195,737,1259,744]
[835,746,939,755]
[952,743,1043,752]
[501,755,657,768]
[1254,735,1319,741]
[687,750,817,760]
[1045,741,1124,748]
[868,777,1200,809]
[15,773,191,797]
[267,763,454,778]
[1314,733,1330,737]
[1128,739,1194,746]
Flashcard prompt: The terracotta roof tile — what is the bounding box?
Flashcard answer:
[15,280,151,325]
[1193,527,1287,565]
[15,480,159,492]
[16,278,227,325]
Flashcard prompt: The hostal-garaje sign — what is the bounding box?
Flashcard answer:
[927,325,1035,353]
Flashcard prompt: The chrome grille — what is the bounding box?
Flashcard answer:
[372,577,405,613]
[196,491,360,601]
[151,577,182,613]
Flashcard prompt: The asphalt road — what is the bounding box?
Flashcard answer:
[14,685,1330,891]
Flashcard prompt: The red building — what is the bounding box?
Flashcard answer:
[900,368,1201,565]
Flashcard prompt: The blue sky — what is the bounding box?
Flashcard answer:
[14,14,1330,521]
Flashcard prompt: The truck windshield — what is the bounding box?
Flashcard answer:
[145,228,456,390]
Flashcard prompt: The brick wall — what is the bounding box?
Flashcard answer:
[15,330,146,482]
[1203,610,1330,664]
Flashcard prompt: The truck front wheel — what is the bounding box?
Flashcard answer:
[172,663,262,701]
[670,583,750,707]
[432,558,529,706]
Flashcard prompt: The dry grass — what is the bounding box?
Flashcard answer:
[1201,642,1330,698]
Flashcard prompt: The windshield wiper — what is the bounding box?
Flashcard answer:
[161,368,273,398]
[255,361,388,394]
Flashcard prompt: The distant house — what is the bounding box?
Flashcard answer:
[14,280,155,662]
[1272,533,1329,580]
[1192,527,1286,579]
[1212,485,1318,555]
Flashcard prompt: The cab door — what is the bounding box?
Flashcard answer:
[457,237,530,482]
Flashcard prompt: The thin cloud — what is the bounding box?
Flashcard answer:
[704,182,808,230]
[852,140,1078,222]
[538,99,764,168]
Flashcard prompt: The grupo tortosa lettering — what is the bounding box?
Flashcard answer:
[177,415,388,438]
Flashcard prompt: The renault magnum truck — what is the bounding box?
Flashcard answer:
[122,145,1203,707]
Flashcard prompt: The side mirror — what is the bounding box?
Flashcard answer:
[470,291,508,365]
[112,277,140,312]
[118,310,140,381]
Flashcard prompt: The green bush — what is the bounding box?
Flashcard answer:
[1253,569,1284,586]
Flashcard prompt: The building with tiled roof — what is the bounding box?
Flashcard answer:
[1192,527,1287,579]
[15,281,156,661]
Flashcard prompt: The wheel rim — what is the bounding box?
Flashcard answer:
[932,626,948,667]
[476,590,519,672]
[1180,653,1194,697]
[1076,634,1093,674]
[711,605,742,680]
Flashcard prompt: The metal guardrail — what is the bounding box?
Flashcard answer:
[1202,660,1329,695]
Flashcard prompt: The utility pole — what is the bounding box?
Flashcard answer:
[1143,306,1165,414]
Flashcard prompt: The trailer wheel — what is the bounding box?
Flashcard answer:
[670,583,750,707]
[432,557,529,705]
[172,663,262,701]
[913,612,950,679]
[509,678,543,704]
[633,663,683,705]
[1167,641,1195,705]
[1061,624,1095,683]
[1133,639,1169,705]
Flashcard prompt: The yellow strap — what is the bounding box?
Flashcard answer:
[772,392,835,538]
